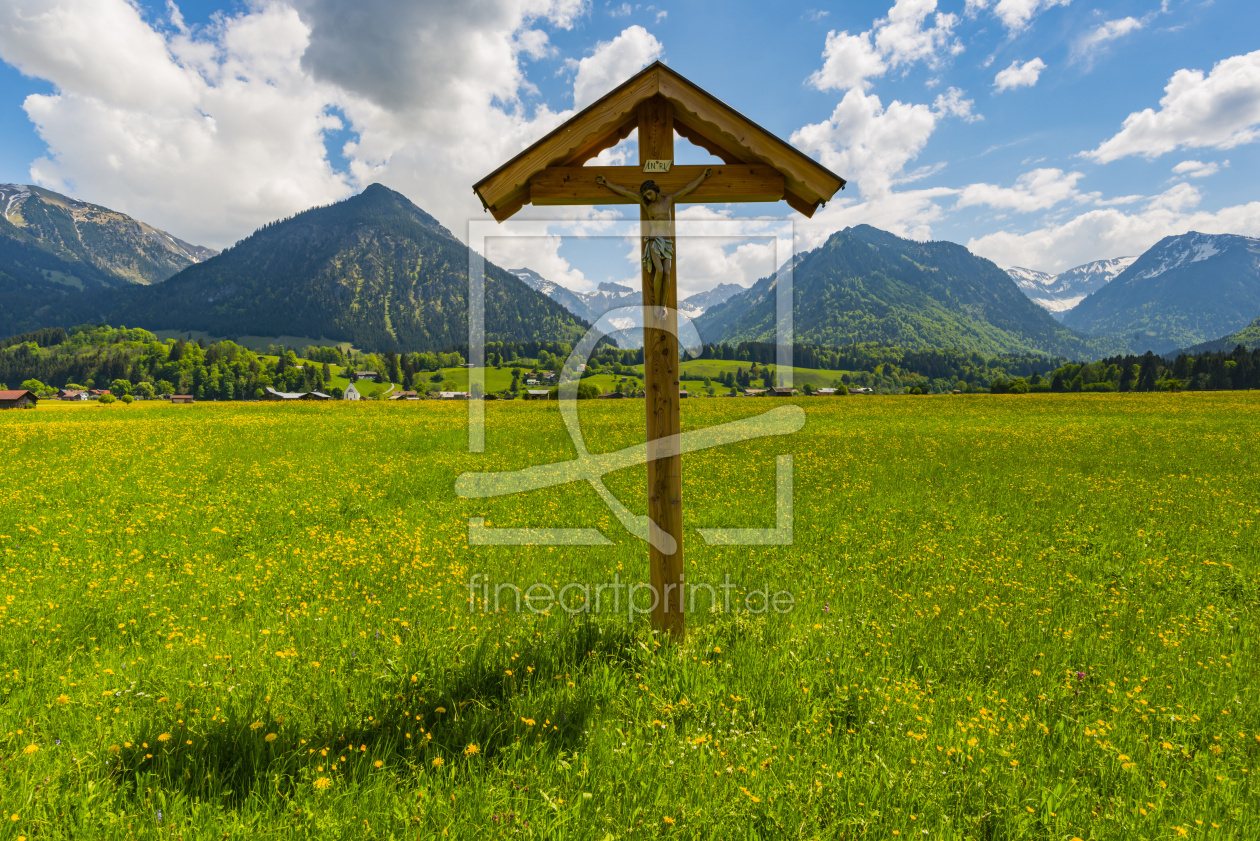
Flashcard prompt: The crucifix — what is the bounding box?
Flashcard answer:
[473,62,845,640]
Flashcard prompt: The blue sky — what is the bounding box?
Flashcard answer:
[1,0,1258,294]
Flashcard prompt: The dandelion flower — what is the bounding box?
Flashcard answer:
[663,816,675,825]
[22,745,37,756]
[432,757,444,768]
[463,743,480,757]
[374,760,383,768]
[56,694,69,704]
[313,777,331,791]
[265,733,277,742]
[250,721,264,731]
[157,733,171,742]
[435,707,446,714]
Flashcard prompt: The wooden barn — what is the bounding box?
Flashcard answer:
[0,390,38,409]
[170,394,195,404]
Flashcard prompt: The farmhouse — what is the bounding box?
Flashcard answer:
[439,391,470,400]
[0,389,38,409]
[524,389,551,400]
[262,387,330,401]
[771,386,798,397]
[90,389,111,398]
[390,390,419,400]
[598,391,626,399]
[354,371,379,382]
[170,395,195,404]
[59,390,89,401]
[678,389,690,398]
[815,387,838,396]
[744,388,766,397]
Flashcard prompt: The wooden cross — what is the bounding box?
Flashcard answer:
[474,62,845,640]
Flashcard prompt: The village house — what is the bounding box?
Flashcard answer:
[262,387,330,401]
[814,387,838,396]
[598,391,626,399]
[744,388,766,397]
[771,386,798,397]
[524,389,551,400]
[389,390,419,400]
[59,390,89,401]
[439,391,470,400]
[89,389,111,398]
[170,395,195,404]
[0,390,38,409]
[353,371,379,382]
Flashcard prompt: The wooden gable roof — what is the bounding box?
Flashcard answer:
[473,62,846,222]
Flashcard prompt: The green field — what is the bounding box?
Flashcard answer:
[1,395,1257,838]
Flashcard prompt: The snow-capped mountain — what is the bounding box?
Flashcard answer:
[509,268,748,345]
[1006,257,1136,319]
[508,268,599,323]
[1063,232,1260,352]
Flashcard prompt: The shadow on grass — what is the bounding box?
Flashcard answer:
[108,617,644,808]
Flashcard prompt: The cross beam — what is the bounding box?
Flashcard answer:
[530,165,785,206]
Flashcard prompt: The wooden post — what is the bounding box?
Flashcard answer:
[638,96,685,640]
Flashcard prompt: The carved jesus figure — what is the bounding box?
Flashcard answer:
[595,167,713,317]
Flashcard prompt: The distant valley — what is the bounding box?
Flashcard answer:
[2,183,1258,360]
[509,268,744,347]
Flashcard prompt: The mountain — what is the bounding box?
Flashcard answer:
[678,282,745,318]
[1062,232,1260,352]
[507,271,746,346]
[0,184,216,335]
[696,225,1108,357]
[101,184,586,352]
[1180,314,1260,354]
[509,268,601,323]
[1007,256,1136,319]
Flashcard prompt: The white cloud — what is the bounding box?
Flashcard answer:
[874,0,962,71]
[808,30,886,91]
[571,25,662,109]
[2,0,352,249]
[797,186,959,250]
[806,0,961,93]
[957,168,1088,212]
[485,232,591,291]
[993,57,1045,92]
[932,86,980,122]
[0,0,633,256]
[673,207,781,298]
[791,88,940,199]
[1071,17,1142,66]
[965,0,1071,32]
[1085,50,1260,163]
[966,184,1260,273]
[1171,159,1226,178]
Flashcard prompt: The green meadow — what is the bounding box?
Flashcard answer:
[0,394,1257,839]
